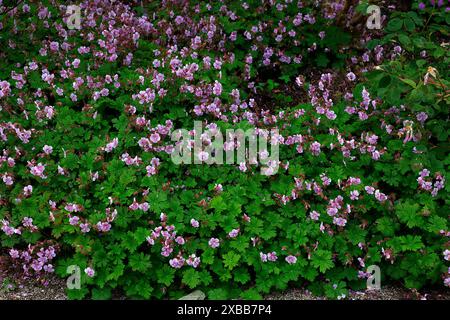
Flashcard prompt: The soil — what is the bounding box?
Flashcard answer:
[1,253,448,300]
[266,286,450,300]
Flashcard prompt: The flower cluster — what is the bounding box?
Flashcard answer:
[0,0,447,299]
[417,169,445,197]
[8,243,57,281]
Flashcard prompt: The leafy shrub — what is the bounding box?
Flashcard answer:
[0,0,448,299]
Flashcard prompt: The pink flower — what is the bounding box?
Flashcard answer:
[347,177,361,186]
[69,216,80,226]
[358,271,370,279]
[208,238,220,248]
[104,138,118,152]
[9,249,19,259]
[146,236,155,245]
[175,236,185,245]
[1,220,20,236]
[350,190,359,200]
[310,141,321,156]
[346,72,356,81]
[374,189,387,202]
[197,151,209,162]
[31,260,43,272]
[416,112,428,123]
[419,169,430,177]
[2,174,13,186]
[310,210,320,220]
[333,217,347,227]
[80,223,90,233]
[213,81,222,96]
[260,252,268,262]
[29,163,47,179]
[72,59,80,68]
[139,202,150,212]
[65,203,81,212]
[228,228,239,238]
[169,257,185,269]
[190,219,199,228]
[22,217,33,228]
[327,207,338,216]
[44,105,55,119]
[444,278,450,288]
[58,166,65,175]
[149,133,160,143]
[43,145,53,154]
[285,255,297,264]
[444,250,450,261]
[91,171,99,181]
[44,264,54,273]
[267,252,278,262]
[96,221,111,232]
[365,186,375,194]
[213,59,222,70]
[84,267,95,277]
[186,254,201,268]
[146,165,157,176]
[320,222,325,233]
[70,93,77,102]
[382,247,392,260]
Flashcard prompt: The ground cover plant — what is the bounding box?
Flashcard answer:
[0,0,448,300]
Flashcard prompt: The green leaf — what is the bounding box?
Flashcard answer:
[387,235,424,252]
[376,217,398,237]
[182,269,201,289]
[66,288,89,300]
[208,288,228,300]
[240,288,262,300]
[210,196,227,213]
[129,253,151,272]
[122,232,139,252]
[156,265,175,286]
[404,18,415,32]
[311,250,334,273]
[106,263,125,281]
[223,251,241,270]
[387,18,403,31]
[378,75,392,89]
[202,249,215,265]
[234,268,251,284]
[127,280,153,299]
[396,201,424,228]
[91,287,112,300]
[398,34,411,47]
[399,78,416,88]
[346,225,367,245]
[426,216,448,233]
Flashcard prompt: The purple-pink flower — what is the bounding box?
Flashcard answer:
[228,228,239,238]
[285,255,297,264]
[84,267,95,277]
[190,219,199,228]
[209,238,220,248]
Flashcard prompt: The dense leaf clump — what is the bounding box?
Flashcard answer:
[0,0,448,299]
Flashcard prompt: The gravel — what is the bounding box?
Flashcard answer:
[0,276,67,300]
[0,254,66,300]
[1,255,448,300]
[266,286,450,300]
